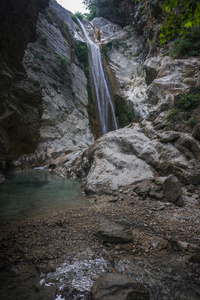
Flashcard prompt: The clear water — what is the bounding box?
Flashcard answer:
[0,169,90,234]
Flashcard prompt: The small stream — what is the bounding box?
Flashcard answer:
[0,169,91,235]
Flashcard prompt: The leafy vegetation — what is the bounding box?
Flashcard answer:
[102,45,108,61]
[71,91,76,96]
[176,92,200,110]
[187,117,196,127]
[167,91,200,127]
[159,0,200,44]
[74,41,89,78]
[71,12,84,24]
[32,64,40,72]
[164,27,200,57]
[37,53,45,61]
[83,0,121,20]
[56,53,70,68]
[115,95,135,127]
[167,109,178,121]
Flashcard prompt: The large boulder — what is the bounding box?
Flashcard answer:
[91,273,150,300]
[163,175,183,206]
[95,221,133,243]
[62,124,200,193]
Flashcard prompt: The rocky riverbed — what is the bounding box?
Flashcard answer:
[0,182,199,299]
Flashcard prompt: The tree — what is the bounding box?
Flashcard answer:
[159,0,200,44]
[83,0,98,19]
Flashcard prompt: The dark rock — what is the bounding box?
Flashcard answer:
[149,190,163,200]
[91,273,150,300]
[174,134,200,161]
[95,222,133,243]
[0,0,50,168]
[163,175,183,205]
[193,248,200,263]
[0,172,5,184]
[49,164,56,169]
[193,123,200,140]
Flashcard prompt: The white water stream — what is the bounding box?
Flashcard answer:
[78,20,118,135]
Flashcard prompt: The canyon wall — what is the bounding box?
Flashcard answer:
[1,0,200,194]
[0,0,94,171]
[52,2,200,193]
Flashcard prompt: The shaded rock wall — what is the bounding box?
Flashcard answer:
[0,0,50,169]
[20,0,94,167]
[0,0,94,171]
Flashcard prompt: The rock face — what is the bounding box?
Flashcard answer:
[93,17,148,119]
[0,0,50,169]
[0,0,94,170]
[22,0,94,162]
[91,273,150,300]
[56,123,200,193]
[163,175,183,206]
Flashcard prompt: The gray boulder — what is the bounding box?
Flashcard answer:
[91,273,150,300]
[95,221,133,243]
[163,175,183,206]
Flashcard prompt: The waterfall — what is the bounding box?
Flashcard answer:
[78,20,118,135]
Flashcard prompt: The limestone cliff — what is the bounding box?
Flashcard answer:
[0,0,50,169]
[52,1,200,194]
[0,0,94,171]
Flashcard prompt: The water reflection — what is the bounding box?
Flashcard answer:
[0,169,90,233]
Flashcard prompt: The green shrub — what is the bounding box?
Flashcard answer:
[32,64,39,72]
[71,91,76,96]
[169,28,200,58]
[87,106,92,115]
[138,4,144,12]
[167,109,178,121]
[56,53,70,68]
[75,41,89,78]
[176,92,200,110]
[187,117,196,127]
[115,95,135,127]
[38,53,45,61]
[121,105,135,123]
[71,12,84,24]
[87,83,93,102]
[102,45,108,61]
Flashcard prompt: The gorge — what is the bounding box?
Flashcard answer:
[0,0,200,299]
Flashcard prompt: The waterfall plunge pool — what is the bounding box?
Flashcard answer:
[0,169,91,235]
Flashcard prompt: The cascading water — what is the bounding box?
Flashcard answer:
[78,20,118,135]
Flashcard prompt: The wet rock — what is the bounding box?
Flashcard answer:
[0,172,5,184]
[95,221,133,243]
[91,273,150,300]
[163,175,183,206]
